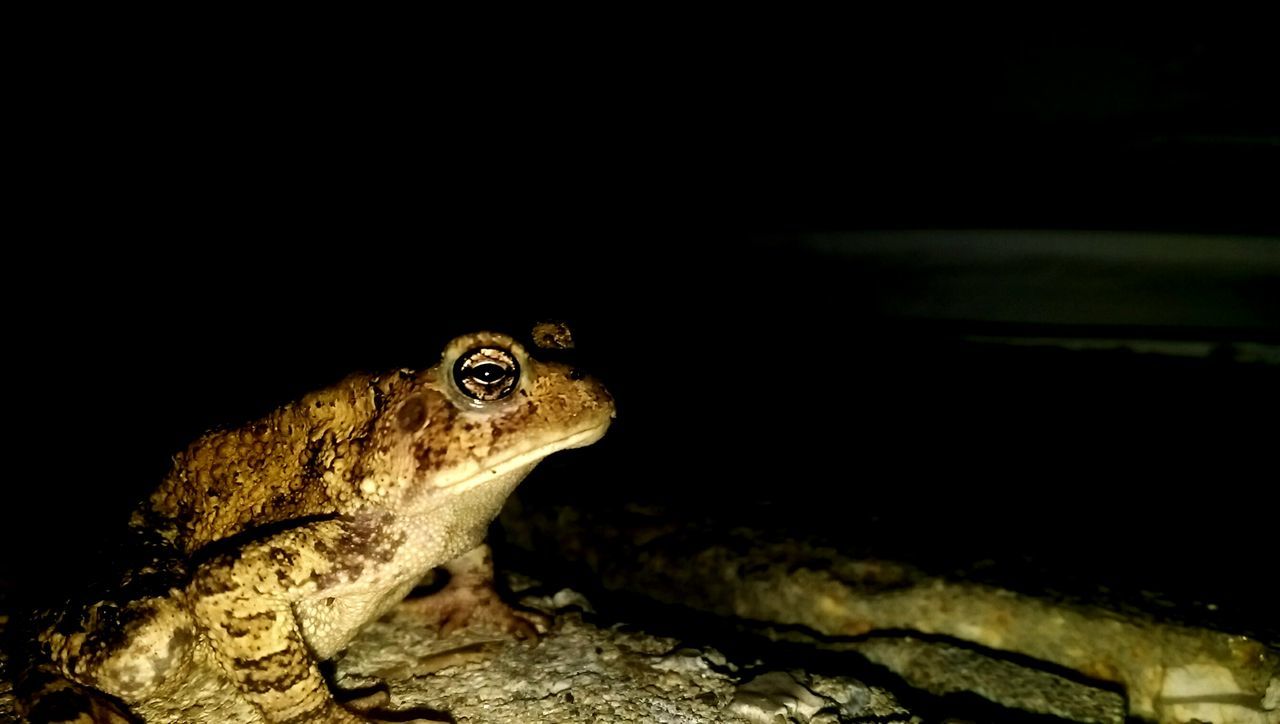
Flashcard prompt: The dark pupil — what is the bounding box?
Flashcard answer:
[453,347,519,401]
[471,363,507,384]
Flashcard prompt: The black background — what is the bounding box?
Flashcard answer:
[4,31,1277,638]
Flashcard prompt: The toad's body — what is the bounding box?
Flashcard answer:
[19,332,613,723]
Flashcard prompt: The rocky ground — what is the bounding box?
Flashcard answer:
[0,577,913,724]
[2,497,1275,724]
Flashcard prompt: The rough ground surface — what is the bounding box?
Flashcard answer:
[501,500,1280,724]
[0,583,913,724]
[3,501,1274,724]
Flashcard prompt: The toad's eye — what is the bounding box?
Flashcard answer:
[453,347,520,402]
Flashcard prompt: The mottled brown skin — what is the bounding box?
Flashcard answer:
[19,332,614,723]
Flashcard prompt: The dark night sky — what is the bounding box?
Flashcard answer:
[4,34,1277,636]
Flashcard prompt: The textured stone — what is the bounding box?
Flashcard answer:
[503,501,1280,724]
[0,583,911,723]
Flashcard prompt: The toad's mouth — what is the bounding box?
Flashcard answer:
[441,420,612,494]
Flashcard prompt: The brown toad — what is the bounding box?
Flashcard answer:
[18,331,614,723]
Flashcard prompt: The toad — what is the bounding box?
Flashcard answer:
[17,331,614,723]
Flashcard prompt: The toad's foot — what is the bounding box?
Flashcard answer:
[16,661,137,724]
[398,574,549,639]
[340,686,453,723]
[398,543,549,639]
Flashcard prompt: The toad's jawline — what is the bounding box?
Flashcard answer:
[440,421,611,495]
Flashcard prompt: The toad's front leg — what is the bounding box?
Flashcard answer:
[398,543,549,639]
[190,516,439,724]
